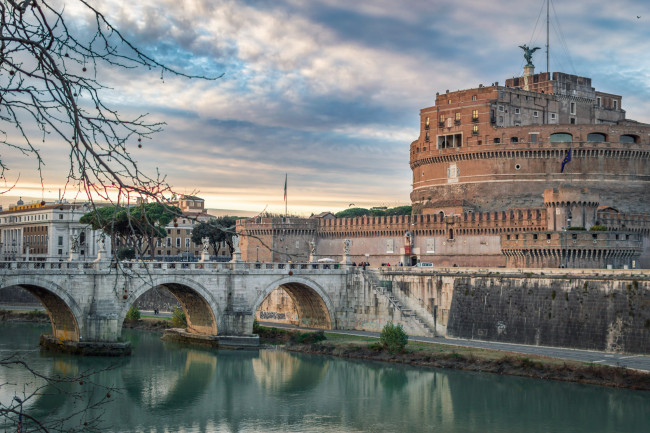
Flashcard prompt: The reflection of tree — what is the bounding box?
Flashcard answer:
[122,348,216,412]
[252,351,328,393]
[379,367,409,394]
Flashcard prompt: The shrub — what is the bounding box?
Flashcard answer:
[566,226,586,231]
[589,225,608,231]
[125,305,141,321]
[380,322,408,353]
[291,330,326,344]
[171,306,187,328]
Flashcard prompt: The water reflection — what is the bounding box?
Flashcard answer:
[252,350,328,393]
[0,323,648,433]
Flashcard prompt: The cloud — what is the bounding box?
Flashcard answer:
[8,0,650,215]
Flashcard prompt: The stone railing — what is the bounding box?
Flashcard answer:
[0,260,348,273]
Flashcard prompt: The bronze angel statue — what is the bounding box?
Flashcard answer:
[519,45,541,66]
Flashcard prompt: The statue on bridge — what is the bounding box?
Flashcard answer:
[201,237,210,254]
[70,235,79,253]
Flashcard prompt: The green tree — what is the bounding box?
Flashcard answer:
[81,203,180,258]
[380,322,408,353]
[191,216,238,256]
[125,305,141,321]
[335,207,370,218]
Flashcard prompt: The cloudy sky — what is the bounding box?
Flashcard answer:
[5,0,650,215]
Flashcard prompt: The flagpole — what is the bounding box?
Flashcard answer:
[284,173,288,217]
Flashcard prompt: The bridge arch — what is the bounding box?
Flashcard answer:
[0,276,82,341]
[124,276,221,335]
[253,276,335,329]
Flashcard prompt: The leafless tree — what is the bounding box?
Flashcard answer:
[0,0,220,205]
[0,356,118,432]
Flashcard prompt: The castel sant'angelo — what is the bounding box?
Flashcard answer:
[237,53,650,269]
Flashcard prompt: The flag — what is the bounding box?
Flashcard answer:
[283,173,287,201]
[561,148,572,173]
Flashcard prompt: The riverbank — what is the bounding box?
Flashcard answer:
[255,325,650,391]
[3,310,648,390]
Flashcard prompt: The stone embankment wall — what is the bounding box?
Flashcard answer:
[381,268,650,354]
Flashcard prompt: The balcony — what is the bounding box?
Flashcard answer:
[454,119,461,125]
[438,121,445,128]
[471,117,479,123]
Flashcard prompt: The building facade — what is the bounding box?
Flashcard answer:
[0,199,109,261]
[238,65,650,269]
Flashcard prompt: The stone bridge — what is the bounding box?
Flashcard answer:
[0,260,360,351]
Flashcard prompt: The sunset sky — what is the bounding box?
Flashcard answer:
[4,0,650,216]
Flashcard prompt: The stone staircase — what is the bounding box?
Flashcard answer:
[361,269,436,337]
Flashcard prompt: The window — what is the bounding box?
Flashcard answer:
[425,117,430,129]
[620,134,637,143]
[533,111,539,117]
[498,105,504,112]
[472,125,479,135]
[587,133,606,142]
[455,112,461,121]
[530,133,538,143]
[58,249,63,255]
[613,100,618,110]
[493,138,500,144]
[425,132,430,142]
[166,237,171,247]
[597,97,601,107]
[59,214,63,220]
[472,95,477,101]
[510,137,519,143]
[58,236,63,246]
[439,114,444,122]
[472,109,478,121]
[570,102,576,115]
[514,108,520,114]
[570,118,575,124]
[176,238,181,248]
[550,133,573,142]
[550,113,556,120]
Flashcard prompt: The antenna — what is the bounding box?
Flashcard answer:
[546,0,550,74]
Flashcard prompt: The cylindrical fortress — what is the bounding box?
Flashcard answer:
[411,123,650,215]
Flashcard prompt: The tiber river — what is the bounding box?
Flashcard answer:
[0,322,648,433]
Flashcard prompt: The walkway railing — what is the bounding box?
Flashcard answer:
[0,260,349,272]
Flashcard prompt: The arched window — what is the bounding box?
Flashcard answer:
[619,134,637,144]
[550,133,573,142]
[587,133,606,142]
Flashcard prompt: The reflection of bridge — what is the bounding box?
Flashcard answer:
[0,260,355,351]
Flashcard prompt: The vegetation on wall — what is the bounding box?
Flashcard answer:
[335,206,412,218]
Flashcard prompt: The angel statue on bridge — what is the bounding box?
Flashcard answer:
[519,44,540,66]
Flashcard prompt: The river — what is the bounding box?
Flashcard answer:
[0,322,648,432]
